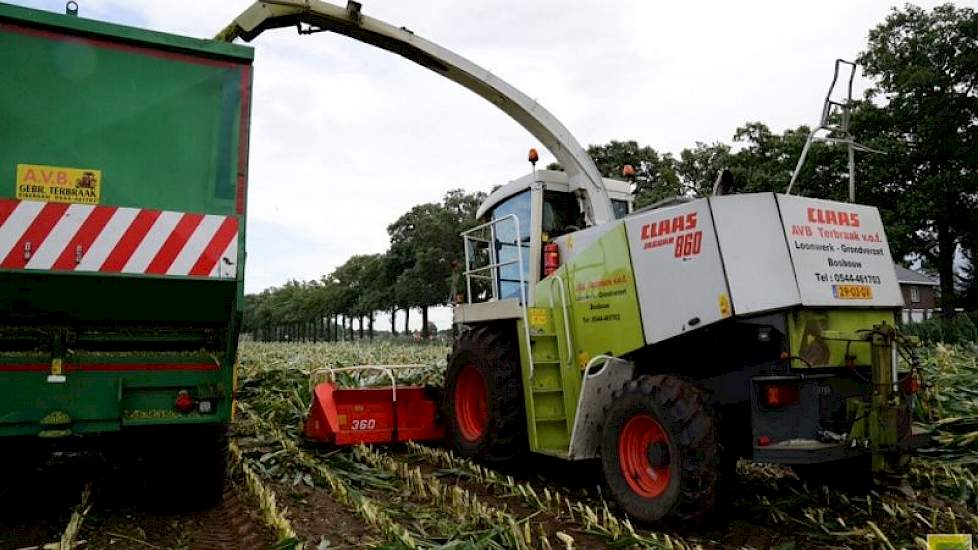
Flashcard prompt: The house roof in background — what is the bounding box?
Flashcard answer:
[894,264,940,286]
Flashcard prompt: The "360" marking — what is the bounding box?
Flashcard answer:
[351,419,377,430]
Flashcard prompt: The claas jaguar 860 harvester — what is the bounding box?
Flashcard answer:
[214,1,930,523]
[0,2,252,503]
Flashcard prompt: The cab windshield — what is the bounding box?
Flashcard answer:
[491,191,530,300]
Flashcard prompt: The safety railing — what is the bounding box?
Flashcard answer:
[308,364,429,404]
[460,214,528,305]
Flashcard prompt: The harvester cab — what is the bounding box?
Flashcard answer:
[216,0,930,524]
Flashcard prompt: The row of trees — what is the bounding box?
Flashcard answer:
[244,3,976,335]
[243,189,485,341]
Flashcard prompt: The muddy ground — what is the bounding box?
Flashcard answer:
[0,451,274,550]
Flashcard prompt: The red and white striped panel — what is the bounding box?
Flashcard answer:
[0,199,238,279]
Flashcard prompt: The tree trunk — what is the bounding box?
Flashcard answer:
[358,316,365,340]
[390,307,397,336]
[404,308,410,335]
[421,305,429,339]
[937,221,957,319]
[369,314,375,341]
[348,315,354,341]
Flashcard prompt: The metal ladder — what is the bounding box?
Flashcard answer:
[786,59,883,202]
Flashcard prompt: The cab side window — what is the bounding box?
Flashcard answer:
[542,191,584,238]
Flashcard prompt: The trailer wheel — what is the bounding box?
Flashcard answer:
[444,324,526,463]
[601,375,719,524]
[127,424,228,510]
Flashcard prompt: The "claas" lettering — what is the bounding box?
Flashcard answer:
[641,212,697,240]
[807,207,860,228]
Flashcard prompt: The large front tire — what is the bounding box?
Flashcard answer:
[601,375,719,524]
[444,324,526,463]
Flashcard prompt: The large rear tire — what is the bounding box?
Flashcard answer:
[444,324,526,463]
[600,375,719,524]
[126,424,228,510]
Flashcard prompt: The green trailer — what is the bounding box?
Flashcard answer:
[0,3,253,502]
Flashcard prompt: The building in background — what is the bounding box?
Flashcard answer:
[894,264,939,323]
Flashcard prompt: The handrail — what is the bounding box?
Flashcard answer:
[460,214,527,304]
[308,364,428,403]
[547,275,574,369]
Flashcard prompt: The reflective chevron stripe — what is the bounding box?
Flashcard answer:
[0,199,238,279]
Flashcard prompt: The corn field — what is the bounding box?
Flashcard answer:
[230,341,978,549]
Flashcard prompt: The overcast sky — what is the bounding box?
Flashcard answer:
[11,0,966,330]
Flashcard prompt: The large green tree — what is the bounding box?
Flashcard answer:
[387,189,484,337]
[856,3,978,316]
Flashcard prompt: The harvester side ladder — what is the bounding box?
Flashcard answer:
[521,276,577,456]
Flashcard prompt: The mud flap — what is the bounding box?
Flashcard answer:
[567,356,633,460]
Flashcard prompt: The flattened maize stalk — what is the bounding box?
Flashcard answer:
[240,407,417,548]
[229,440,301,548]
[405,442,690,549]
[353,444,539,549]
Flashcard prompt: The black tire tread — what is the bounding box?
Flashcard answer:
[602,374,719,523]
[444,324,526,463]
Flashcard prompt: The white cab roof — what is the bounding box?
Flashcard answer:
[477,170,633,220]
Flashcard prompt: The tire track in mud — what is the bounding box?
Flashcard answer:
[394,443,693,549]
[236,405,418,547]
[187,489,271,550]
[244,403,564,548]
[356,444,614,550]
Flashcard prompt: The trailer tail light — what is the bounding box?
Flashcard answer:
[175,390,194,413]
[900,374,920,395]
[543,242,560,277]
[762,383,800,408]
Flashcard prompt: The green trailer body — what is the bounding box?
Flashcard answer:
[0,3,253,439]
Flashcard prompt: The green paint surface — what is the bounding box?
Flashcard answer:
[521,225,645,455]
[787,309,897,368]
[561,224,645,364]
[0,9,250,214]
[0,4,250,435]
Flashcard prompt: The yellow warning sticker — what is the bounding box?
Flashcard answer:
[832,284,873,300]
[529,308,549,328]
[16,164,101,205]
[927,534,972,550]
[718,293,731,317]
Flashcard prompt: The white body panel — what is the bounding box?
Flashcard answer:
[624,199,731,344]
[711,194,801,315]
[776,194,903,307]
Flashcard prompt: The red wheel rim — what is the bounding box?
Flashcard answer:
[618,414,671,498]
[454,364,488,441]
